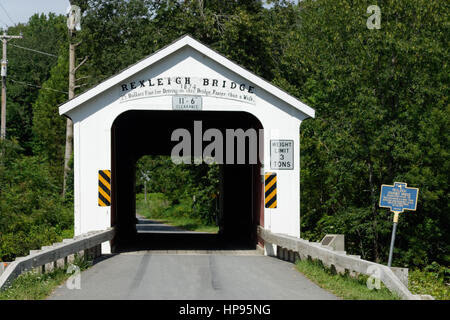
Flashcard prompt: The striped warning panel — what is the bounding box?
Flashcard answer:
[98,170,111,207]
[265,172,277,208]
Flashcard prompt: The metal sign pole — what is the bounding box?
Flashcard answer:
[387,211,399,267]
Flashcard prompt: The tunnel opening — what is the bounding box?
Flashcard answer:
[110,110,264,252]
[134,155,221,234]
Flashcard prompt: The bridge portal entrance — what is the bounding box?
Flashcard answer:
[111,110,264,249]
[58,35,315,254]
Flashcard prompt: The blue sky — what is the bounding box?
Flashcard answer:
[0,0,70,29]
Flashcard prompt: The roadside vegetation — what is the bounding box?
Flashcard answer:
[0,139,74,263]
[0,12,73,265]
[136,193,219,233]
[136,193,218,233]
[408,263,450,300]
[295,258,400,300]
[0,256,90,300]
[135,156,219,233]
[295,258,449,300]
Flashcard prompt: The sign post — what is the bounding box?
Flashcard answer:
[387,211,400,267]
[379,182,419,267]
[141,171,150,203]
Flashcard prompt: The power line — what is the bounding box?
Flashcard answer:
[0,3,15,26]
[10,44,58,58]
[9,78,68,95]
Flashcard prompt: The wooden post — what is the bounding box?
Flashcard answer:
[0,32,22,140]
[62,41,75,197]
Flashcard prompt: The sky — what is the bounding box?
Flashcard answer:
[0,0,70,29]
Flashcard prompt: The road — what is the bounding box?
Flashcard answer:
[48,218,337,300]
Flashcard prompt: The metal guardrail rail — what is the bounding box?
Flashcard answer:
[257,226,433,300]
[0,228,115,291]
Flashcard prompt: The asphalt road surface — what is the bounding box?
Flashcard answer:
[48,218,337,300]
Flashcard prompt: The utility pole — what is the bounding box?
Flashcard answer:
[63,5,87,197]
[0,32,22,140]
[63,40,75,197]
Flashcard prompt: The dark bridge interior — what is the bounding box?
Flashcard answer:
[110,110,264,252]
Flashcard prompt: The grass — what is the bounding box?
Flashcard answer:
[0,269,72,300]
[0,257,90,300]
[408,269,449,300]
[147,216,219,233]
[295,258,401,300]
[136,193,219,233]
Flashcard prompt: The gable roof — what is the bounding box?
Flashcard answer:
[59,35,315,118]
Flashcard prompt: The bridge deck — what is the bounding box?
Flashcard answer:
[47,218,337,300]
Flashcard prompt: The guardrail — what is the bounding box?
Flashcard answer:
[258,226,433,300]
[0,228,115,291]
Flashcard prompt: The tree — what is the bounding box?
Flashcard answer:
[32,53,69,184]
[5,13,67,153]
[275,0,449,267]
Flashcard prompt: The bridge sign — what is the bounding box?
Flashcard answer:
[379,182,419,213]
[270,140,294,170]
[172,95,202,110]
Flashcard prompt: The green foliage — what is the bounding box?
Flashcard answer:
[0,256,88,300]
[0,140,73,262]
[409,262,450,300]
[136,193,219,233]
[137,192,171,217]
[290,0,449,267]
[73,0,285,88]
[31,53,69,184]
[0,268,70,300]
[295,258,400,300]
[5,13,67,152]
[136,155,219,224]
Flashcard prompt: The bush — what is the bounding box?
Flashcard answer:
[136,156,219,225]
[409,262,450,300]
[0,140,73,262]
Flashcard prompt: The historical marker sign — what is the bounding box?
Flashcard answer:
[379,182,419,213]
[270,140,294,170]
[380,182,419,267]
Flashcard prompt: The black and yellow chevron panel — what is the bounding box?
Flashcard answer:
[265,172,277,208]
[98,170,111,207]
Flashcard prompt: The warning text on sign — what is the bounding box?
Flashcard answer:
[270,140,294,170]
[379,182,418,213]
